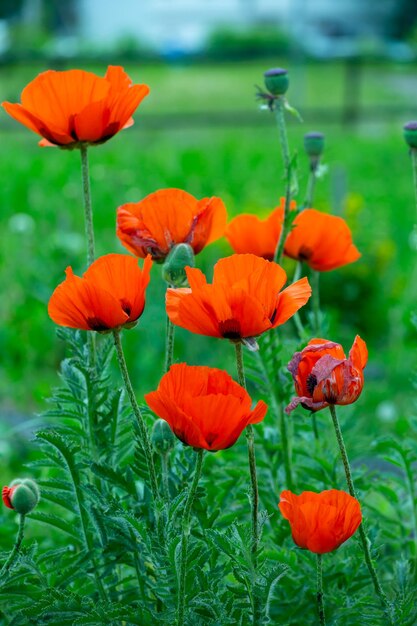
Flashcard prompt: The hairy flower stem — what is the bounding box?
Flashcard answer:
[161,453,170,500]
[316,554,326,625]
[235,342,261,624]
[292,262,307,340]
[256,352,294,490]
[80,145,97,375]
[273,99,292,265]
[113,330,160,506]
[304,169,317,209]
[0,514,26,578]
[80,145,95,267]
[165,316,175,373]
[329,405,394,623]
[410,149,417,215]
[177,449,204,626]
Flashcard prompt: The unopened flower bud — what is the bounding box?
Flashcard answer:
[162,243,195,287]
[403,121,417,149]
[304,131,325,157]
[151,419,176,454]
[264,68,289,96]
[2,479,40,515]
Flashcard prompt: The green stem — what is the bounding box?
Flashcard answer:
[0,514,26,578]
[80,146,97,373]
[316,554,326,626]
[177,449,204,626]
[304,169,317,209]
[329,405,394,623]
[273,99,293,265]
[70,451,108,602]
[256,351,294,490]
[80,144,95,267]
[311,270,321,336]
[235,342,261,624]
[161,453,170,500]
[113,330,160,506]
[292,262,307,340]
[165,315,175,373]
[410,149,417,215]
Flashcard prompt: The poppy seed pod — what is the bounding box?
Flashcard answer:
[162,244,195,287]
[304,131,325,158]
[151,419,176,454]
[3,479,40,515]
[403,121,417,149]
[264,68,289,96]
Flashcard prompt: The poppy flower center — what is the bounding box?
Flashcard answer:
[120,298,132,316]
[87,316,110,332]
[298,245,313,261]
[306,373,318,395]
[219,318,242,340]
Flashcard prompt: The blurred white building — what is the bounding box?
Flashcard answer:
[8,0,403,57]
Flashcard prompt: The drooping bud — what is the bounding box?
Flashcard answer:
[403,121,417,149]
[2,479,40,515]
[304,131,325,157]
[162,243,195,287]
[264,68,289,96]
[151,419,176,454]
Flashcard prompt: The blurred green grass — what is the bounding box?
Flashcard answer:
[0,58,416,449]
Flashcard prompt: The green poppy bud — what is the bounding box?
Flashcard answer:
[151,419,176,454]
[5,479,40,515]
[403,121,417,149]
[264,68,289,96]
[162,243,195,287]
[304,132,325,157]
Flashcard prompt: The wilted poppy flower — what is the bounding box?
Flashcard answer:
[48,254,152,331]
[286,335,368,414]
[225,198,292,260]
[279,489,362,554]
[145,363,267,451]
[166,254,311,343]
[116,188,227,261]
[2,66,149,148]
[284,209,360,271]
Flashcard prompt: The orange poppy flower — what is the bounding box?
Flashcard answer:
[48,253,152,331]
[225,198,291,260]
[2,66,149,148]
[279,489,362,554]
[166,254,311,343]
[284,209,360,271]
[116,188,227,261]
[145,363,267,451]
[286,335,368,414]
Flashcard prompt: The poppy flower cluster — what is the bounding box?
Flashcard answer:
[48,254,152,332]
[286,335,368,414]
[279,489,362,554]
[2,66,149,148]
[145,363,267,451]
[166,253,311,343]
[226,205,360,272]
[116,188,227,261]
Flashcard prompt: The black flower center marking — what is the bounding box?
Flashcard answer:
[219,319,241,340]
[306,373,318,395]
[87,317,110,332]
